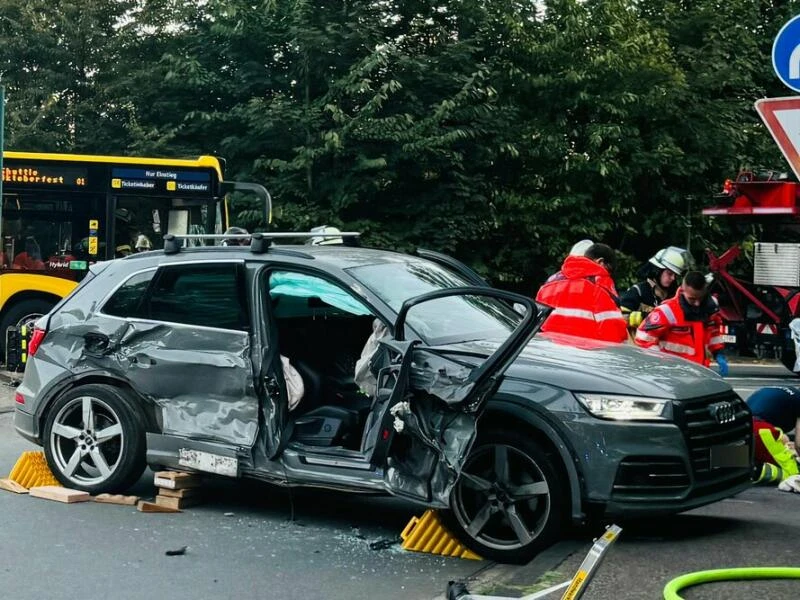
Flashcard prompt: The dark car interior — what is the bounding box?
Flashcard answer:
[268,271,380,450]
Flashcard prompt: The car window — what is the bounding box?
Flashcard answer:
[348,259,521,345]
[143,263,248,330]
[102,270,156,318]
[269,271,371,318]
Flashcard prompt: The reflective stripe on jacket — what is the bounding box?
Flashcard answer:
[633,291,723,367]
[754,418,799,479]
[535,256,627,343]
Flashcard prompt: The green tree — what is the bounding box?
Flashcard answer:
[0,0,135,152]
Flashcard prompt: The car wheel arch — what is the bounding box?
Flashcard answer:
[481,398,585,524]
[37,372,159,436]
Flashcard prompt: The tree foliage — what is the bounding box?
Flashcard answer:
[1,0,798,291]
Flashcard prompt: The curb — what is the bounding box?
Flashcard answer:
[443,539,583,599]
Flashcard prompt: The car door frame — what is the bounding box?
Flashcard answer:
[362,286,548,505]
[253,262,390,459]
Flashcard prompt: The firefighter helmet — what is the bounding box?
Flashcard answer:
[569,239,594,256]
[649,246,692,277]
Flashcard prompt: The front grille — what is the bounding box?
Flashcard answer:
[675,391,753,494]
[612,457,690,497]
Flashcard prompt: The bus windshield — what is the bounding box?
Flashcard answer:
[1,153,226,278]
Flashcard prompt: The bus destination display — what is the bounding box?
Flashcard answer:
[110,168,212,195]
[3,165,88,188]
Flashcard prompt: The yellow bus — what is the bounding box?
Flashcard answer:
[0,151,269,356]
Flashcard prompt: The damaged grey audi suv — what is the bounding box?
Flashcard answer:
[14,234,753,563]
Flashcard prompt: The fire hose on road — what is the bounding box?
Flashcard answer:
[663,567,800,599]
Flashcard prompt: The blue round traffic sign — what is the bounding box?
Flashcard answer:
[774,15,800,93]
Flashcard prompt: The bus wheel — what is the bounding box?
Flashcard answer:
[0,299,55,359]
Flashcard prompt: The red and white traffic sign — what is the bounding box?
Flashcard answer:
[756,97,800,181]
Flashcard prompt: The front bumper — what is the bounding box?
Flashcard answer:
[561,391,753,517]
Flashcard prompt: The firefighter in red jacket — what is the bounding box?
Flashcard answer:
[634,270,727,372]
[535,243,627,343]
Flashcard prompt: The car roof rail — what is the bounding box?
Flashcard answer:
[162,232,361,255]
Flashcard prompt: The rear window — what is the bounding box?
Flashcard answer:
[103,263,248,331]
[103,270,156,318]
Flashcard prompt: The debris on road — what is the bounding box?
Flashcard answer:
[165,546,188,556]
[29,485,90,503]
[93,493,140,505]
[369,538,398,551]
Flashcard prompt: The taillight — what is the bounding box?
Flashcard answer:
[14,392,24,405]
[28,328,47,357]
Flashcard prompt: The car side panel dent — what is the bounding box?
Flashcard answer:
[113,321,259,447]
[484,390,585,523]
[39,315,260,448]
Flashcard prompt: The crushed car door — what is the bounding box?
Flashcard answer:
[359,287,547,507]
[83,261,259,450]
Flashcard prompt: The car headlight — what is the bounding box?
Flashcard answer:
[575,393,671,421]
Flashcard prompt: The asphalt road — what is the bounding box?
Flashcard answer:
[1,363,799,600]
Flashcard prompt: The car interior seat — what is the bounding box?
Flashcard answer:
[291,359,360,447]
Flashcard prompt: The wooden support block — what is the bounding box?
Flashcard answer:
[30,485,90,503]
[0,478,29,494]
[137,500,181,513]
[155,493,202,510]
[93,493,140,506]
[153,471,202,490]
[158,486,200,499]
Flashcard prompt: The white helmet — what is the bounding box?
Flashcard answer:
[569,239,594,256]
[649,246,692,276]
[308,225,343,246]
[135,234,152,251]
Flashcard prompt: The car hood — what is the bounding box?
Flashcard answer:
[444,332,731,400]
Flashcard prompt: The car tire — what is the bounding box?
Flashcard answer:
[43,384,147,494]
[0,298,55,358]
[441,429,565,564]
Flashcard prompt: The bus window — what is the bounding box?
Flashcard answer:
[115,196,217,252]
[1,193,105,278]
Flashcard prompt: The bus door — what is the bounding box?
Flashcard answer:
[112,194,221,254]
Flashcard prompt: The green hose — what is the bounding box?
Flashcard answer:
[663,567,800,599]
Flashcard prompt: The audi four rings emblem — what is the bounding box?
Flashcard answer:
[708,401,736,424]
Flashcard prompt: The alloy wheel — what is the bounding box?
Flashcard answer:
[452,443,551,551]
[49,395,125,485]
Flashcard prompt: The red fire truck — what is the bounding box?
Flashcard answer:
[703,170,800,372]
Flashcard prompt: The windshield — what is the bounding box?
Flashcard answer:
[347,259,521,345]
